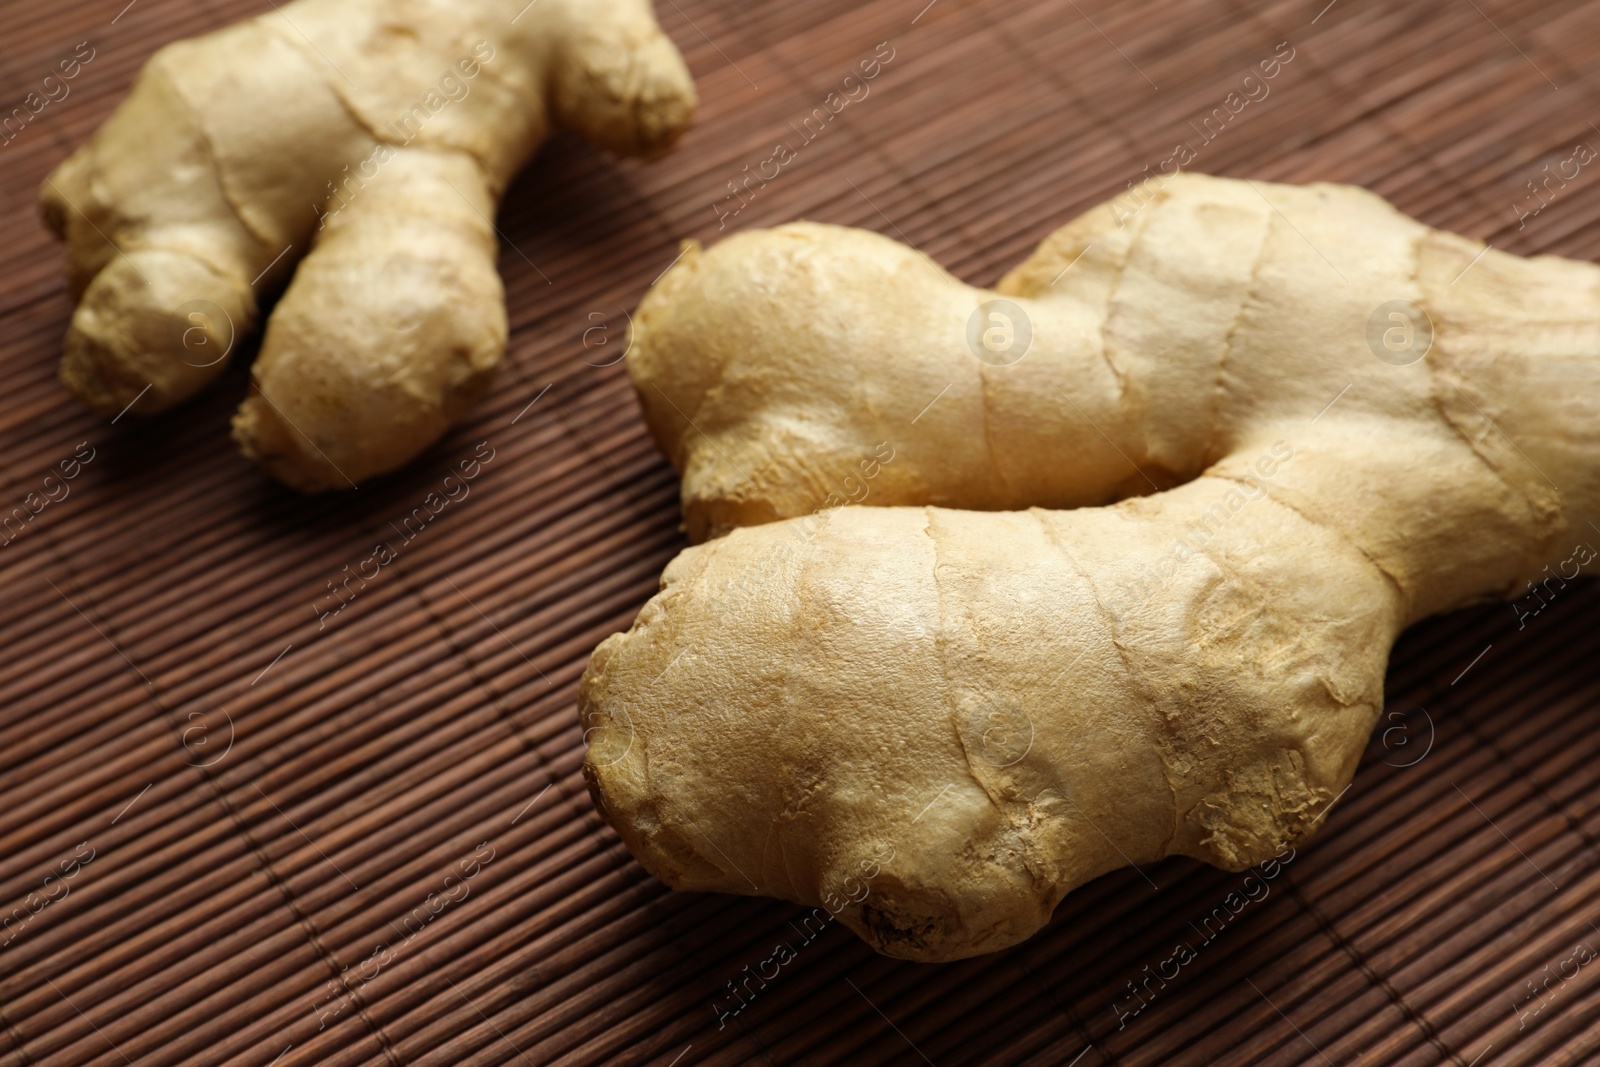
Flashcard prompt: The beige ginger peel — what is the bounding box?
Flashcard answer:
[41,0,694,490]
[581,174,1600,961]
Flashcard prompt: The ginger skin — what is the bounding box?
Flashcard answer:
[40,0,694,490]
[583,174,1600,961]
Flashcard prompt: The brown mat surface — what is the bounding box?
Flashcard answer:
[3,0,1599,1064]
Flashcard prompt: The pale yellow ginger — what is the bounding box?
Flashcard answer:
[41,0,693,489]
[582,173,1600,961]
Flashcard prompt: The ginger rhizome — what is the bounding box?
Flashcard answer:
[41,0,694,489]
[582,174,1600,961]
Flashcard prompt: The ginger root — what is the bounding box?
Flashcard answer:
[41,0,693,490]
[582,174,1600,961]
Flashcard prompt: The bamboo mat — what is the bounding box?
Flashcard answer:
[2,0,1599,1063]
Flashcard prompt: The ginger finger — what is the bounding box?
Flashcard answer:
[627,174,1598,555]
[232,148,505,490]
[582,468,1402,961]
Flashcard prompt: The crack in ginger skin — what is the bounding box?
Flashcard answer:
[584,173,1600,961]
[40,0,694,490]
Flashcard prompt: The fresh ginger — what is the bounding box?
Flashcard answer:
[582,173,1600,961]
[40,0,694,490]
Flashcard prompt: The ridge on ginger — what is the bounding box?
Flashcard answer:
[40,0,694,490]
[581,173,1600,961]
